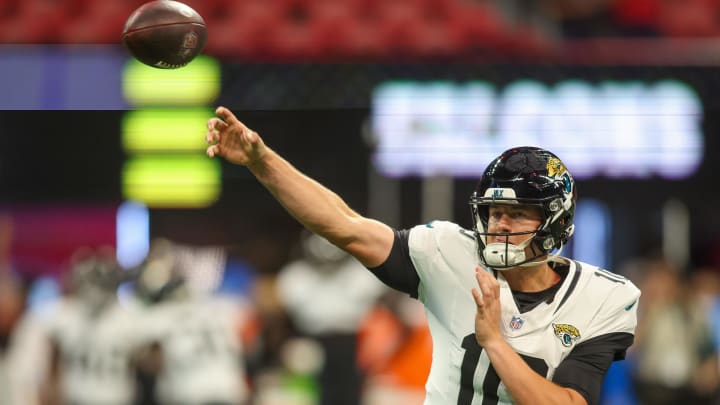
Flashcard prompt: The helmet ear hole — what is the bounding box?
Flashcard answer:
[542,237,555,250]
[548,198,563,212]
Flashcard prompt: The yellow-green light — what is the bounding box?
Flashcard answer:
[122,55,221,106]
[122,108,212,153]
[123,156,221,208]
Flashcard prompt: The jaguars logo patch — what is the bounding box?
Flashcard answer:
[552,323,580,347]
[547,157,567,178]
[547,157,573,193]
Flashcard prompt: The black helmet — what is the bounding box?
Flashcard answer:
[469,146,576,269]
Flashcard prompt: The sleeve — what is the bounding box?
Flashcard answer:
[552,332,635,405]
[585,277,641,341]
[553,274,641,405]
[366,228,420,298]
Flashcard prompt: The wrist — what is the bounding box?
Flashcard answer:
[480,335,508,355]
[247,147,274,174]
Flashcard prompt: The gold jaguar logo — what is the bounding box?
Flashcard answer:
[547,157,566,178]
[552,323,580,347]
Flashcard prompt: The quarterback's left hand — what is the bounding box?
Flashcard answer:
[472,267,503,347]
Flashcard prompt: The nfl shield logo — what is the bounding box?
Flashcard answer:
[509,316,524,330]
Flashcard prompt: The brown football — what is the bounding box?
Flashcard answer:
[122,0,207,69]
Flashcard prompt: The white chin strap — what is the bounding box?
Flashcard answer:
[483,236,562,269]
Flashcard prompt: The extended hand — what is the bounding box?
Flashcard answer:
[471,266,503,347]
[205,106,266,166]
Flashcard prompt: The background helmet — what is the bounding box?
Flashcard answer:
[469,146,576,268]
[69,246,123,311]
[134,238,188,304]
[300,230,348,264]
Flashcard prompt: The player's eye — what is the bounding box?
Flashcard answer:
[488,210,503,220]
[488,209,513,224]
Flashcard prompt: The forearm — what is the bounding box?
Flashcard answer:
[249,149,354,234]
[248,149,392,266]
[483,340,587,405]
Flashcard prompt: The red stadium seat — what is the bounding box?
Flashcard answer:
[60,1,143,44]
[415,18,467,57]
[205,20,270,59]
[0,0,19,18]
[657,0,720,37]
[0,0,70,43]
[374,0,424,56]
[305,0,389,58]
[267,19,321,60]
[311,15,386,59]
[376,0,424,23]
[205,1,284,60]
[177,0,224,21]
[451,2,512,52]
[0,18,49,43]
[504,24,556,58]
[61,16,123,44]
[0,0,662,56]
[376,15,450,58]
[611,0,661,35]
[307,0,358,24]
[313,0,480,59]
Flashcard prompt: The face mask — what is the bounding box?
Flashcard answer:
[482,236,535,269]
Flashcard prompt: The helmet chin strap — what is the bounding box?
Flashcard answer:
[483,235,534,268]
[516,243,565,268]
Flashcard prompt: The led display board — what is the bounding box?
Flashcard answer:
[371,79,703,179]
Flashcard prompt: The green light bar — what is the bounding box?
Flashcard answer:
[122,156,221,208]
[122,108,212,153]
[122,55,221,106]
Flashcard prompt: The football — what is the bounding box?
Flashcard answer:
[122,0,207,69]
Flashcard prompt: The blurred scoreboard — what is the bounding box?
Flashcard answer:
[1,45,719,273]
[370,79,703,180]
[0,45,718,201]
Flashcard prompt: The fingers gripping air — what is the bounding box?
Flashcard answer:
[205,107,265,166]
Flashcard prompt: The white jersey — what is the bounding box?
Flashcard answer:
[406,221,640,405]
[141,295,249,405]
[0,310,49,405]
[277,256,386,335]
[46,298,145,405]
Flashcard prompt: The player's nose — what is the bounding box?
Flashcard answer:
[489,214,513,236]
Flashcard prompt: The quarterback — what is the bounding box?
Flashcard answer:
[205,107,640,405]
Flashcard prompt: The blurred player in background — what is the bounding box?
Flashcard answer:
[204,107,641,405]
[42,247,143,405]
[0,273,49,405]
[132,238,250,405]
[631,259,719,405]
[276,231,387,405]
[357,290,432,405]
